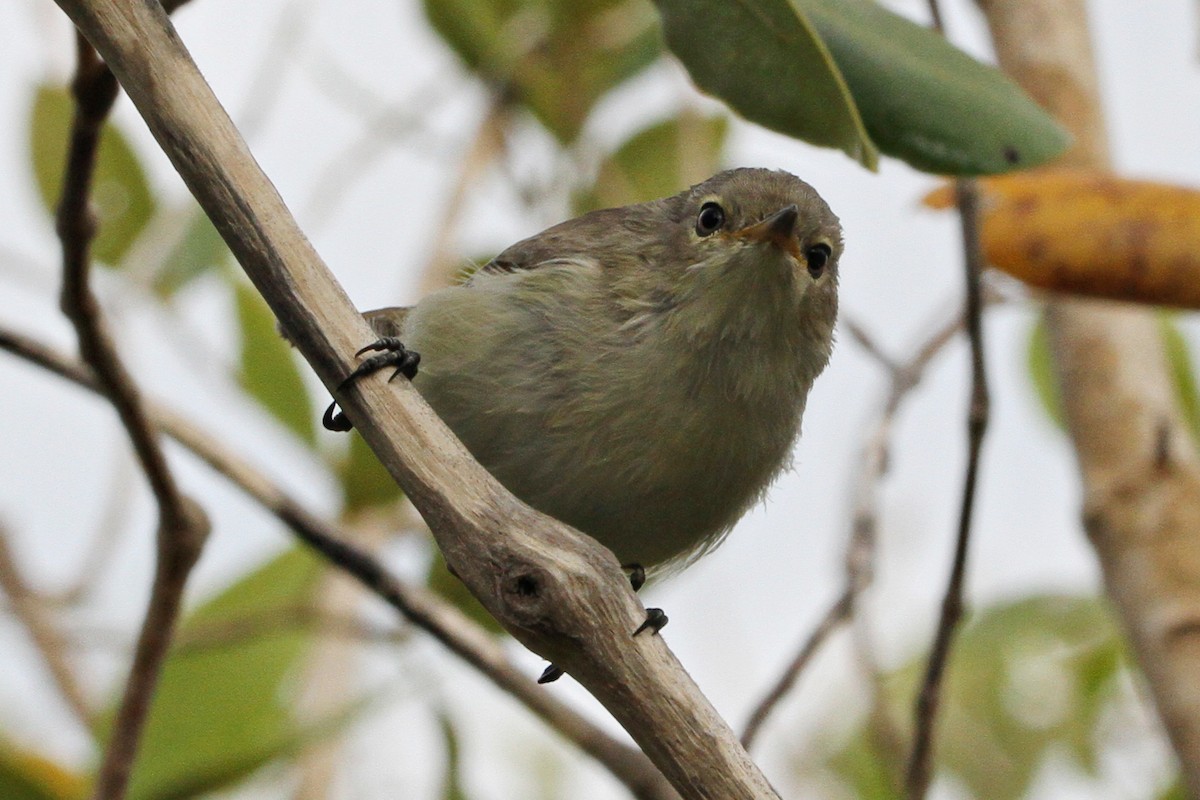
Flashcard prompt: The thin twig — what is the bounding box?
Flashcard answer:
[54,35,208,800]
[903,178,989,800]
[0,525,95,729]
[925,0,946,33]
[0,327,679,800]
[741,590,852,749]
[740,305,974,750]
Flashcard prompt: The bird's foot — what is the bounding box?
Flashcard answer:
[537,664,564,684]
[323,337,421,432]
[536,564,659,685]
[633,607,668,637]
[622,563,647,592]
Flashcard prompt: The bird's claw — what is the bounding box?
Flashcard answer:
[535,564,652,686]
[633,607,668,637]
[322,337,421,432]
[537,664,565,684]
[622,563,646,592]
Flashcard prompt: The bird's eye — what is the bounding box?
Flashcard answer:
[695,202,725,236]
[806,243,832,279]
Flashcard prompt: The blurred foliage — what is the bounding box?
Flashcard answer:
[1026,316,1065,431]
[337,429,406,513]
[439,710,470,800]
[1027,314,1200,440]
[234,280,316,446]
[426,550,504,636]
[423,0,660,143]
[116,547,325,800]
[425,0,1067,174]
[0,743,84,800]
[824,596,1133,799]
[1161,316,1200,441]
[152,208,230,298]
[28,84,157,266]
[574,112,728,213]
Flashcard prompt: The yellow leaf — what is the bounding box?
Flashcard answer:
[924,171,1200,309]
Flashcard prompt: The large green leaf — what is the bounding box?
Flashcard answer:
[575,112,728,213]
[653,0,877,169]
[800,0,1070,174]
[234,281,316,446]
[653,0,1069,174]
[28,84,157,266]
[825,596,1126,800]
[425,0,660,143]
[121,547,323,800]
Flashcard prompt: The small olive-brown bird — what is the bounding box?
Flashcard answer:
[331,167,842,572]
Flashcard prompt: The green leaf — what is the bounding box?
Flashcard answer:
[424,0,660,142]
[438,712,470,800]
[121,547,323,800]
[824,725,903,800]
[337,431,405,513]
[652,0,877,169]
[426,551,503,636]
[799,0,1071,174]
[575,112,728,213]
[28,84,157,265]
[153,208,230,298]
[1157,779,1187,800]
[1159,315,1200,442]
[1026,317,1064,430]
[1029,314,1200,440]
[824,596,1126,800]
[234,281,316,446]
[0,743,83,800]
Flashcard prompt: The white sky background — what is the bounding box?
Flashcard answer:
[1,1,1199,798]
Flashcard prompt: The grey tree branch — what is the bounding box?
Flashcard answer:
[0,325,678,800]
[64,1,751,789]
[54,34,209,800]
[977,1,1200,793]
[50,2,780,795]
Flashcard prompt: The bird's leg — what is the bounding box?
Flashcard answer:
[623,562,667,636]
[537,563,664,684]
[323,337,421,432]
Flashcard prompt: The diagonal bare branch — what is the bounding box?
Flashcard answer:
[50,1,776,796]
[0,325,678,800]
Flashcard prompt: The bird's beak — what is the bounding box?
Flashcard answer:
[733,204,801,259]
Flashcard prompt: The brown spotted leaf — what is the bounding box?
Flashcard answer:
[925,171,1200,309]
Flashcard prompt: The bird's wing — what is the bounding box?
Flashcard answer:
[475,206,635,277]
